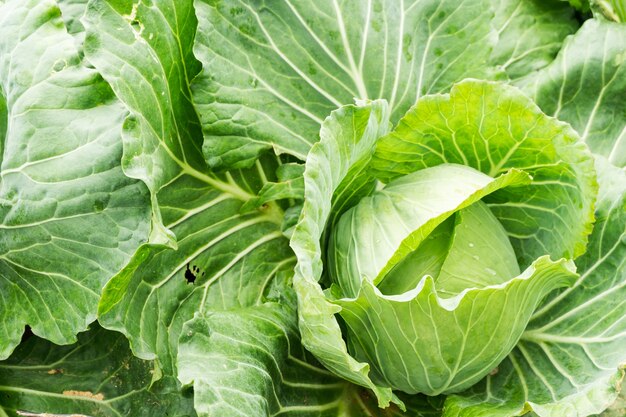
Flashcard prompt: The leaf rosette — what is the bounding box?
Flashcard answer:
[290,80,597,405]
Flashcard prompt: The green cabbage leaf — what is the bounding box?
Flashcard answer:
[1,1,625,417]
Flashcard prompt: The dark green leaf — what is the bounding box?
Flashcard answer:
[0,325,196,417]
[0,0,150,359]
[192,0,499,169]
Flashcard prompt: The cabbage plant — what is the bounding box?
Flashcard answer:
[290,80,597,406]
[1,0,625,416]
[327,165,577,396]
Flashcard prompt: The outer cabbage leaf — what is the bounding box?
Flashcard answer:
[82,0,298,399]
[0,0,150,358]
[290,101,400,408]
[98,159,293,377]
[192,0,499,169]
[518,19,626,169]
[443,158,625,417]
[82,4,378,417]
[490,0,579,79]
[0,324,195,417]
[371,80,597,269]
[178,282,447,417]
[83,0,210,246]
[177,295,343,416]
[335,257,576,396]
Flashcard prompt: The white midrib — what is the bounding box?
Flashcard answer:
[509,354,530,399]
[530,262,626,334]
[608,124,626,165]
[522,331,626,344]
[166,194,231,229]
[283,1,352,78]
[120,98,258,204]
[332,0,369,100]
[0,342,82,371]
[206,21,325,126]
[389,0,405,108]
[517,343,558,401]
[415,0,459,102]
[538,341,581,388]
[580,34,617,142]
[254,256,297,305]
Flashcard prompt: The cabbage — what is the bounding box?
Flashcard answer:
[290,80,600,408]
[1,0,624,416]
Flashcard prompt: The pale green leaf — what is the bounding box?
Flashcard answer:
[334,257,576,396]
[371,80,597,269]
[376,216,454,297]
[330,165,529,297]
[0,324,196,417]
[435,202,520,296]
[82,4,319,416]
[518,19,626,169]
[290,101,400,408]
[0,0,150,359]
[58,0,88,46]
[192,0,499,169]
[490,0,579,79]
[444,158,626,417]
[83,0,210,246]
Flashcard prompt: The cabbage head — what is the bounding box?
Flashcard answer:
[289,80,596,406]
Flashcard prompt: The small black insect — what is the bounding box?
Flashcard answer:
[184,263,204,284]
